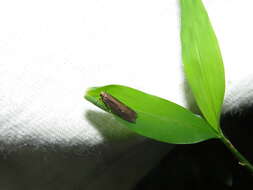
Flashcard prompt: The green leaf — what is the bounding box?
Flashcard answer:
[180,0,225,130]
[85,85,219,144]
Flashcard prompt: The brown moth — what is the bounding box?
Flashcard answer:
[100,92,137,123]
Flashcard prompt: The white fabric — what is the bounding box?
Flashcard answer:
[0,0,253,189]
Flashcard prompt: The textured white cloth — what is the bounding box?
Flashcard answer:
[0,0,253,190]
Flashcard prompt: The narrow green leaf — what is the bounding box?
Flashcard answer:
[180,0,225,130]
[85,85,219,144]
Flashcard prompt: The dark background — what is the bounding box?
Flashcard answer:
[134,107,253,189]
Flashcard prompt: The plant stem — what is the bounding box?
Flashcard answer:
[220,133,253,174]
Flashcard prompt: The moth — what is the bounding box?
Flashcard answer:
[100,92,137,123]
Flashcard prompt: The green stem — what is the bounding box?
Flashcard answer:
[220,133,253,174]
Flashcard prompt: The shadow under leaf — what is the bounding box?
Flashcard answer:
[85,110,141,142]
